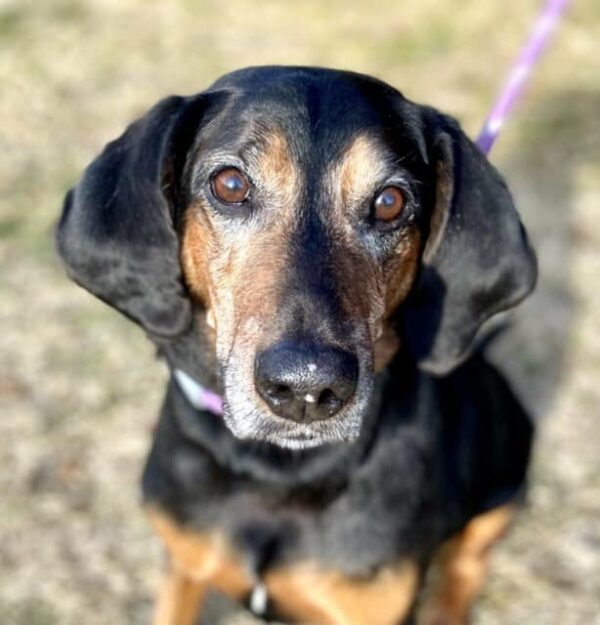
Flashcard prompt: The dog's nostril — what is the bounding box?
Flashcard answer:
[318,388,336,406]
[316,388,343,418]
[267,384,294,402]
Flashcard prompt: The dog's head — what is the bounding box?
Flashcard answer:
[57,67,536,449]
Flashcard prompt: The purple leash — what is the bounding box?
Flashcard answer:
[477,0,571,155]
[174,0,570,417]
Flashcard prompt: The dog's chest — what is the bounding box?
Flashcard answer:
[147,498,422,624]
[144,421,438,577]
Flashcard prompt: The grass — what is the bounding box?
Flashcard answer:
[1,1,599,623]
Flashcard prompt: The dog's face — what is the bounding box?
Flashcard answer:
[179,72,431,447]
[57,67,537,449]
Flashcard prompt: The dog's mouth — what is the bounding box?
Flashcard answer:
[220,403,368,449]
[264,430,328,450]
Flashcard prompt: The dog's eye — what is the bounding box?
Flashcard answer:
[373,187,405,222]
[211,168,250,204]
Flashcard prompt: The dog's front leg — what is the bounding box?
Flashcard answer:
[419,504,516,625]
[147,508,254,625]
[153,567,206,625]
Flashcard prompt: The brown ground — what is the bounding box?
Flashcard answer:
[1,1,599,624]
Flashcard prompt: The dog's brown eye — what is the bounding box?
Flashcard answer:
[211,168,250,204]
[373,187,405,222]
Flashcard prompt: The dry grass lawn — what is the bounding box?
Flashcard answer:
[1,1,599,623]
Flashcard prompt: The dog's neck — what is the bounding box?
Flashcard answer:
[163,347,420,488]
[151,316,429,486]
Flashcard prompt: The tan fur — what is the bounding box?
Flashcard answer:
[149,503,515,625]
[382,228,422,313]
[153,570,205,625]
[149,506,420,625]
[180,209,214,306]
[336,134,391,208]
[420,504,516,625]
[181,130,300,361]
[330,132,422,354]
[147,508,253,601]
[423,157,453,264]
[265,560,419,625]
[251,129,299,210]
[373,323,402,372]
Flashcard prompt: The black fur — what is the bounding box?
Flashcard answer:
[57,66,536,621]
[404,116,537,374]
[142,350,532,574]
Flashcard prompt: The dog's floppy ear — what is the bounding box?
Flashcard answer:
[57,94,215,337]
[403,111,537,375]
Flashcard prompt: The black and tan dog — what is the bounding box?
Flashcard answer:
[57,66,537,625]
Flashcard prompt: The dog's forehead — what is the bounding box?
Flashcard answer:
[209,65,402,114]
[201,66,423,159]
[193,67,427,187]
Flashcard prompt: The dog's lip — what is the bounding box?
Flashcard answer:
[281,431,317,442]
[267,421,363,447]
[270,431,327,450]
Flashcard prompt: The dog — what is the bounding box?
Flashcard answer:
[57,66,537,625]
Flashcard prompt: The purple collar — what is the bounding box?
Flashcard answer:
[173,369,224,416]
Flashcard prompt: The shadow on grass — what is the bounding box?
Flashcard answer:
[490,88,600,416]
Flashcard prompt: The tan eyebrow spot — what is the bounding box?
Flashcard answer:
[251,129,299,210]
[336,133,391,208]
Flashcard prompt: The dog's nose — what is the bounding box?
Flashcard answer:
[255,343,359,423]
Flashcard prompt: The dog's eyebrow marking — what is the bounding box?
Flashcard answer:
[334,133,394,208]
[245,129,300,210]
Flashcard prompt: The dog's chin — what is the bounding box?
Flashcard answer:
[221,405,364,450]
[263,432,335,450]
